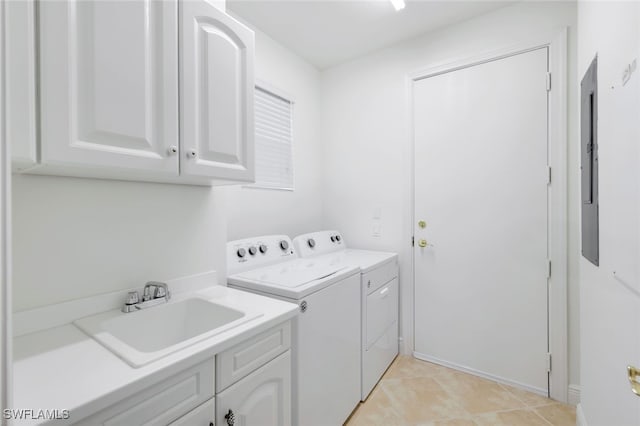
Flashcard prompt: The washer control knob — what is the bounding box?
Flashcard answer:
[259,244,268,254]
[307,238,316,248]
[336,235,341,242]
[330,235,336,242]
[237,248,246,258]
[248,246,257,256]
[279,240,289,251]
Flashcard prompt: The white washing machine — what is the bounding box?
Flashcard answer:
[227,235,361,426]
[293,230,399,401]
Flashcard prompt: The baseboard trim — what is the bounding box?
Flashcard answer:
[576,403,587,426]
[568,384,581,405]
[413,351,548,397]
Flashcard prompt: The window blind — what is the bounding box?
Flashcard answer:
[250,86,294,190]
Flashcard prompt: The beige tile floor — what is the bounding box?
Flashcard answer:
[346,356,576,426]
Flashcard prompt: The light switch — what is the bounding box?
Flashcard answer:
[372,221,381,238]
[372,207,382,219]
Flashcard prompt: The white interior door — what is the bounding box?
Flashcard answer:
[413,48,549,394]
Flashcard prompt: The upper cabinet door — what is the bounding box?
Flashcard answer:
[180,0,255,182]
[39,0,179,175]
[5,0,38,171]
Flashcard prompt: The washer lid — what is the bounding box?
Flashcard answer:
[232,258,349,288]
[228,257,359,299]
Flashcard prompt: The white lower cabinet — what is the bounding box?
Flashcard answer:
[216,351,291,426]
[79,321,291,426]
[77,359,215,426]
[169,397,215,426]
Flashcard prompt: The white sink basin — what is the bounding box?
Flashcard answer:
[74,297,260,367]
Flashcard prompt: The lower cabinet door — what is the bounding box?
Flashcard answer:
[216,350,291,426]
[170,397,215,426]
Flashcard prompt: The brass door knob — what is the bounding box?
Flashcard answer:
[628,365,640,397]
[418,239,428,248]
[418,220,427,229]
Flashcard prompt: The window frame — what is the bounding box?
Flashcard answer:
[245,80,295,192]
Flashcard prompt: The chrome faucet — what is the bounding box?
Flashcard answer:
[122,281,171,313]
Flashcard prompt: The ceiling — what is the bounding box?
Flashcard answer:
[227,0,519,69]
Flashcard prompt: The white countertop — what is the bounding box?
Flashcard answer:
[12,285,298,425]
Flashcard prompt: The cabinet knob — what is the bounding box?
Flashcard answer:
[167,146,178,155]
[187,149,198,159]
[225,409,235,426]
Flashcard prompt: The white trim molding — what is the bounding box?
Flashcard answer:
[414,352,548,397]
[0,0,12,411]
[568,384,581,406]
[547,28,570,404]
[576,403,588,426]
[408,29,570,403]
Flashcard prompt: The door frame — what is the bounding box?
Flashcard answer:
[406,29,569,402]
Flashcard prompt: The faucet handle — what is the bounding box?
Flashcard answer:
[122,291,140,313]
[125,291,139,305]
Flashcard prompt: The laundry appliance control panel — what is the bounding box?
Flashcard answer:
[227,235,297,275]
[293,230,344,257]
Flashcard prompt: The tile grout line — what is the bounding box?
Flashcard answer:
[496,382,544,409]
[364,357,571,426]
[430,374,475,421]
[531,409,556,426]
[377,381,406,422]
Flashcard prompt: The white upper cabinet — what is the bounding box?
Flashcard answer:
[24,0,253,185]
[38,0,180,177]
[180,0,255,182]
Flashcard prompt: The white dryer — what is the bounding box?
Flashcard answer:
[293,230,399,400]
[227,235,361,426]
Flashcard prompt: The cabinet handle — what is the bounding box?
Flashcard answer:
[167,146,178,155]
[225,409,235,426]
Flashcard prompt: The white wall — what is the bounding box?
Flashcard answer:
[12,176,227,310]
[12,28,323,312]
[223,29,324,241]
[577,2,640,425]
[319,0,580,388]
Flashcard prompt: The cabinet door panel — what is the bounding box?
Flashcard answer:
[216,350,291,426]
[180,0,255,181]
[5,0,37,170]
[78,359,214,425]
[39,0,178,174]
